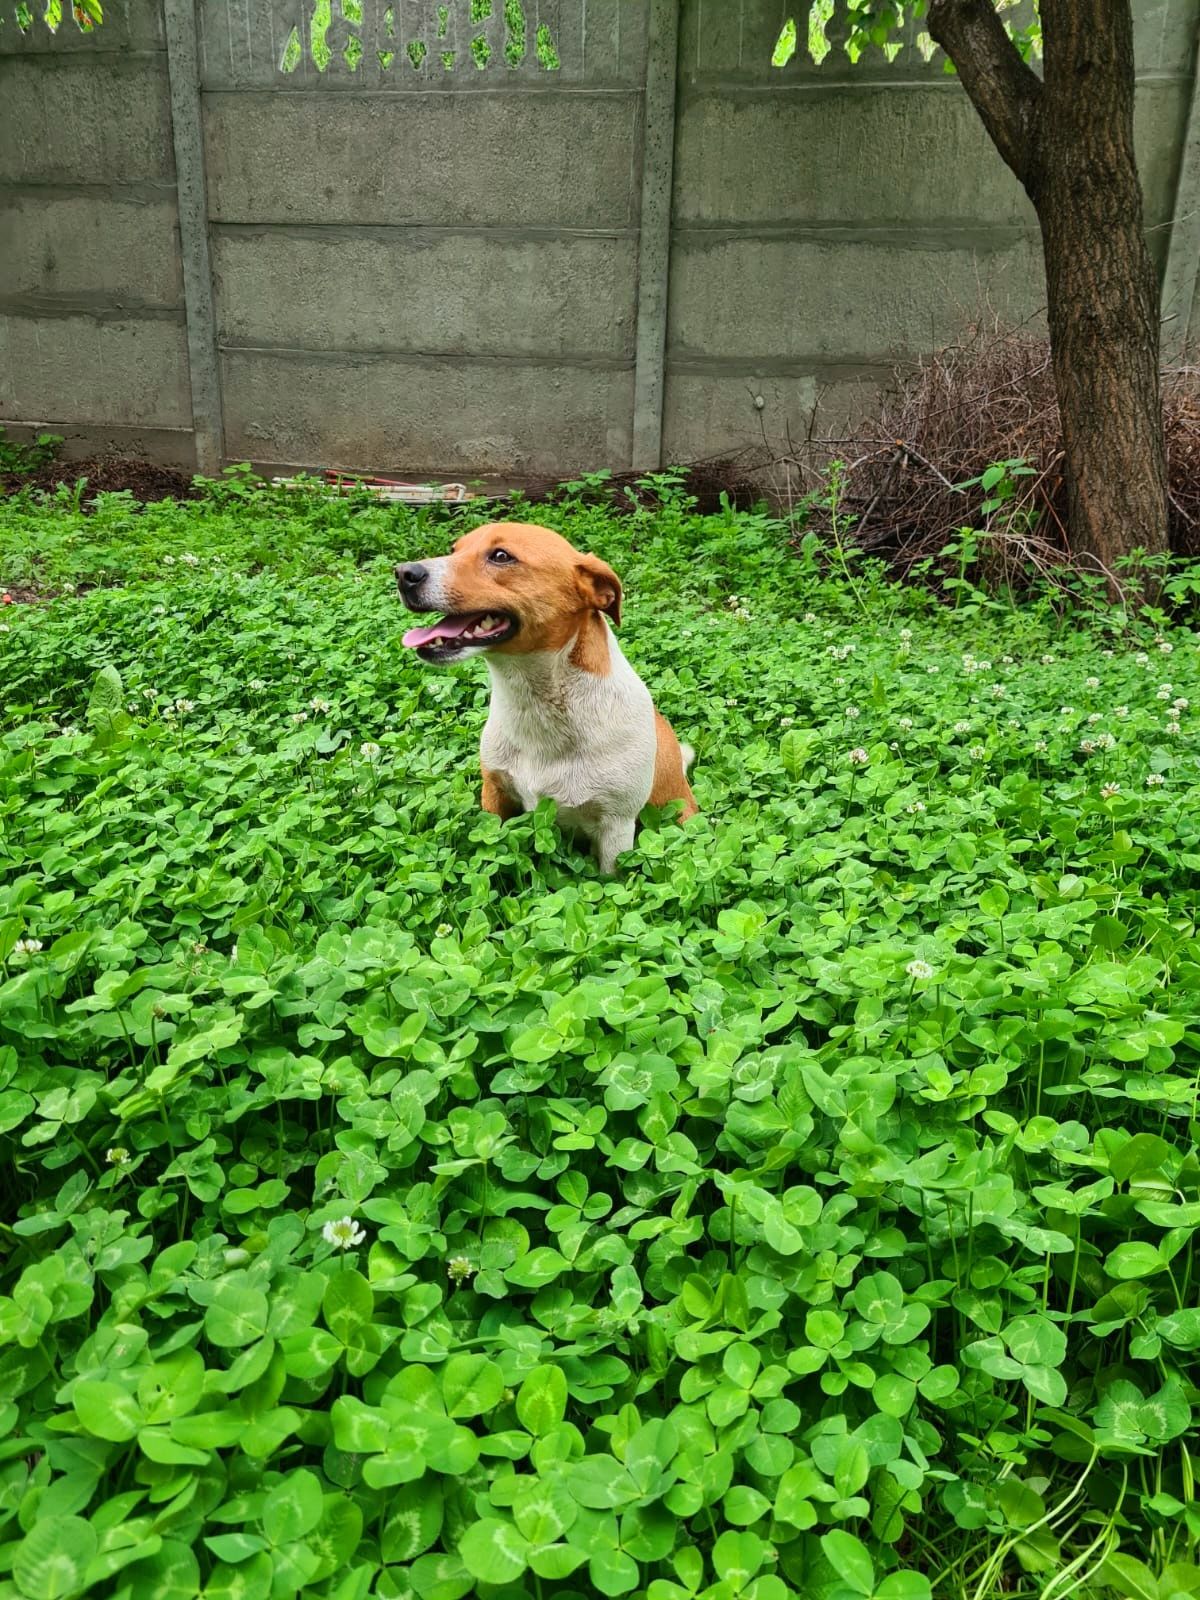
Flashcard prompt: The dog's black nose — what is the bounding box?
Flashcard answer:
[396,562,427,596]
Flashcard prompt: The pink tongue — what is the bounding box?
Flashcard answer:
[402,616,475,649]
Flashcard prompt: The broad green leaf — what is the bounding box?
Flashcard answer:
[820,1529,874,1595]
[205,1285,270,1348]
[458,1518,529,1584]
[13,1516,97,1600]
[381,1479,444,1562]
[516,1365,567,1436]
[262,1467,324,1544]
[73,1378,141,1441]
[441,1353,504,1418]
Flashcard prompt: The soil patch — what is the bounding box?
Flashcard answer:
[0,456,198,504]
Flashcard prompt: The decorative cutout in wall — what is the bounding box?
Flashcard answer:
[8,0,102,32]
[275,0,558,75]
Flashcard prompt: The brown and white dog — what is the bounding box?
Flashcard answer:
[397,521,697,872]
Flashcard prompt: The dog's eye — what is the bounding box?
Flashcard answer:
[487,548,516,565]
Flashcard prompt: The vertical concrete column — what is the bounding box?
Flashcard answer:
[631,0,680,471]
[1162,13,1200,362]
[163,0,223,474]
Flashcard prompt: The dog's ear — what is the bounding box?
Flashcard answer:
[576,555,622,626]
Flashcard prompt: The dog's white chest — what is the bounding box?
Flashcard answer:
[480,641,656,832]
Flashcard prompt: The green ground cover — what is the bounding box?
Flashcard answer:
[2,477,1199,1600]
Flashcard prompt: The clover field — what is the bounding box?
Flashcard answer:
[2,476,1200,1600]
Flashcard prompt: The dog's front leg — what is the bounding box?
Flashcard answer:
[481,766,522,820]
[595,816,637,875]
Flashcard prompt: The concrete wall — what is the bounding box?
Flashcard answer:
[0,0,193,464]
[2,0,1199,478]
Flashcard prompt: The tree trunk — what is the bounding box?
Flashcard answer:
[928,0,1169,580]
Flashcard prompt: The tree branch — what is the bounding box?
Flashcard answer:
[926,0,1043,189]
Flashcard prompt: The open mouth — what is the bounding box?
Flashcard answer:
[401,611,517,660]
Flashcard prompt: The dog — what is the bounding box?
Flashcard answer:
[397,521,697,872]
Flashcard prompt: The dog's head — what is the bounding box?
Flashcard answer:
[396,522,622,666]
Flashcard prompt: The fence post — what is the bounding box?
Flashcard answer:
[1162,16,1200,362]
[631,0,680,472]
[163,0,223,475]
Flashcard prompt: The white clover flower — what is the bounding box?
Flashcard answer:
[1040,654,1055,667]
[780,716,795,727]
[162,554,175,566]
[249,678,267,692]
[1079,738,1096,754]
[897,717,914,731]
[1001,655,1014,665]
[1085,677,1100,690]
[436,923,453,938]
[954,720,971,734]
[1146,772,1165,787]
[1157,686,1173,700]
[175,698,195,714]
[310,696,332,713]
[1135,652,1149,666]
[906,959,934,980]
[1059,706,1075,716]
[1100,782,1120,800]
[833,676,846,687]
[848,748,869,766]
[1008,720,1022,731]
[322,1217,366,1250]
[447,1255,474,1284]
[1174,697,1189,711]
[733,607,752,621]
[1159,641,1174,654]
[969,745,986,761]
[906,800,926,814]
[1033,739,1048,752]
[180,552,200,566]
[105,1147,131,1166]
[926,665,940,675]
[1166,720,1181,735]
[359,741,382,761]
[1096,733,1116,751]
[290,711,308,725]
[845,706,861,719]
[142,688,158,700]
[13,938,43,955]
[61,725,79,737]
[0,623,9,634]
[1114,706,1129,718]
[803,612,818,624]
[1087,712,1102,725]
[1102,649,1114,658]
[899,628,913,641]
[977,660,992,672]
[990,684,1006,699]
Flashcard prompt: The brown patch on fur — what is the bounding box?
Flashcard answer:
[568,611,613,675]
[650,710,698,819]
[481,766,522,818]
[444,522,621,673]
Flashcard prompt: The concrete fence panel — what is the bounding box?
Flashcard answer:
[1,0,1198,477]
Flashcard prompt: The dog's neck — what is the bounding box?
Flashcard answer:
[485,616,616,747]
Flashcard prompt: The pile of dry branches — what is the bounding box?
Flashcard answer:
[761,320,1200,580]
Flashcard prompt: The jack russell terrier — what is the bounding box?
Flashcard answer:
[397,521,697,872]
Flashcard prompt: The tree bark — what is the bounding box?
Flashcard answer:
[928,0,1169,579]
